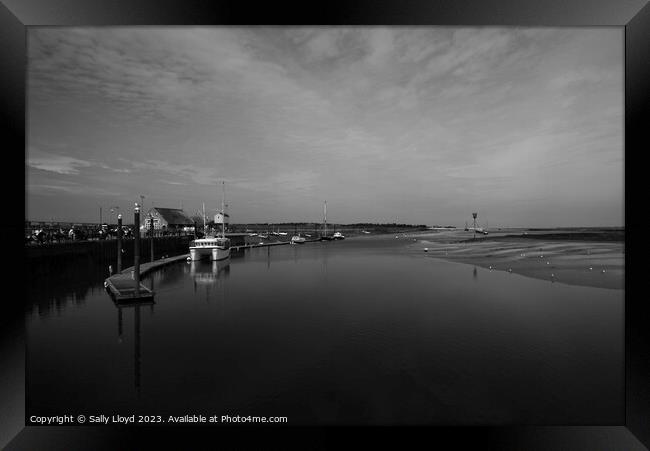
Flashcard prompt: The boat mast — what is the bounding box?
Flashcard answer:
[221,181,226,239]
[202,202,206,235]
[323,200,327,237]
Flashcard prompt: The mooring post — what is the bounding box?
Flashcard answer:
[149,213,154,262]
[134,203,141,297]
[117,214,123,272]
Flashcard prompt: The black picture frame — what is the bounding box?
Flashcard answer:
[4,0,648,449]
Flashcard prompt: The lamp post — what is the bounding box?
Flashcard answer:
[134,203,141,297]
[111,206,120,239]
[149,211,154,262]
[117,213,123,272]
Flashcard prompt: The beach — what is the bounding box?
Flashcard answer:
[409,229,624,290]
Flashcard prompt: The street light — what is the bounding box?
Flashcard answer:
[134,202,141,297]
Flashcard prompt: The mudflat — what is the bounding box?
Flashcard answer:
[410,229,624,289]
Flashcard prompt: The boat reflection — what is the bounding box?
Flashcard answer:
[190,258,231,284]
[191,258,230,304]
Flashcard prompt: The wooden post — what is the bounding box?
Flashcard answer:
[117,214,123,272]
[149,214,154,262]
[134,204,141,297]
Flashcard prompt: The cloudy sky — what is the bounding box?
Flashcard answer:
[26,27,623,227]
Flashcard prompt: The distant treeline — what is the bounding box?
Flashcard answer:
[233,222,428,228]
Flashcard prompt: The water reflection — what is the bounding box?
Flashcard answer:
[135,305,141,394]
[110,270,157,396]
[27,237,624,424]
[28,260,107,317]
[190,259,230,284]
[112,299,154,395]
[190,259,230,303]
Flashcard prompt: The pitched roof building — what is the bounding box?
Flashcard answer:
[143,207,194,230]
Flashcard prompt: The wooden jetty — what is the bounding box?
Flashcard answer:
[105,254,189,302]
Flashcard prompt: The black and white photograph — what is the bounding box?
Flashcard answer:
[23,25,627,426]
[4,1,645,443]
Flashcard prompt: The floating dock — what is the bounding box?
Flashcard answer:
[104,276,154,302]
[105,254,189,302]
[105,238,323,300]
[231,238,321,251]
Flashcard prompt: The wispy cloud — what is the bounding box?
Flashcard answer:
[27,146,134,175]
[127,160,220,185]
[27,147,92,175]
[27,27,623,226]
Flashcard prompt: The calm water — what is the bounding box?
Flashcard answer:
[27,236,623,425]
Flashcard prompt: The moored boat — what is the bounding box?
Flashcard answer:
[189,182,231,261]
[189,236,231,261]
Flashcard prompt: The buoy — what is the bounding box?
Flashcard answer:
[602,269,606,273]
[424,248,428,252]
[489,265,492,270]
[546,261,550,265]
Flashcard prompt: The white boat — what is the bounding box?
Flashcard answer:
[189,236,231,261]
[189,182,231,261]
[278,232,288,236]
[333,231,345,240]
[291,234,306,244]
[361,230,371,234]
